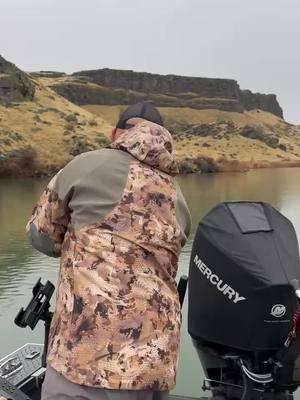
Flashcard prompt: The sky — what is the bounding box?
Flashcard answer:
[1,0,299,123]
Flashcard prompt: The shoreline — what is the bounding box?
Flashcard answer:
[178,157,300,173]
[1,155,300,178]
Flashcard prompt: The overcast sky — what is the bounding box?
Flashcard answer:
[1,0,299,122]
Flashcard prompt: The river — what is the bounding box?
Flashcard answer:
[0,168,300,398]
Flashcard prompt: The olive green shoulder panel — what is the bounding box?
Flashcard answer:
[56,149,132,230]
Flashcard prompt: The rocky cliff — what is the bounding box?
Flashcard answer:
[50,79,243,113]
[240,90,283,117]
[0,55,35,104]
[50,68,282,118]
[73,68,241,98]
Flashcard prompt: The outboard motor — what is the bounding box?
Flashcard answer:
[188,202,300,400]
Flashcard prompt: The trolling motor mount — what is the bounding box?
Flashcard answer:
[14,279,54,330]
[14,279,54,368]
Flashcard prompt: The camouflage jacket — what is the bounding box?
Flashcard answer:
[26,121,191,391]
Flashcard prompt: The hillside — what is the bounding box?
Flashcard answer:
[1,55,300,176]
[0,56,112,177]
[83,105,300,173]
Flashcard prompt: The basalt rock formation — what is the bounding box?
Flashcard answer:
[0,55,35,104]
[239,90,283,118]
[44,68,283,118]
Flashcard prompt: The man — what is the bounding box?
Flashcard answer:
[26,102,191,400]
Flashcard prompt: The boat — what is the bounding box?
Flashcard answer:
[1,202,300,400]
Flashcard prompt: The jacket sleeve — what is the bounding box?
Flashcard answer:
[175,182,192,247]
[26,171,71,257]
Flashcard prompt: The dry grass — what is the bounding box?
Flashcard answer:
[83,105,285,129]
[173,135,300,162]
[82,105,300,169]
[0,83,113,174]
[83,105,125,125]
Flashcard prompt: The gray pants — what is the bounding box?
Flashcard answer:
[42,367,169,400]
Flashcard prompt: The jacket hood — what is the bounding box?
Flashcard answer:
[110,121,178,175]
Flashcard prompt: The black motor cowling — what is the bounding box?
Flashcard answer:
[188,202,300,397]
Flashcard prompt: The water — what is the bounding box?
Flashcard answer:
[1,168,300,398]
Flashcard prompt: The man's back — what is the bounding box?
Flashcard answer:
[27,120,191,392]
